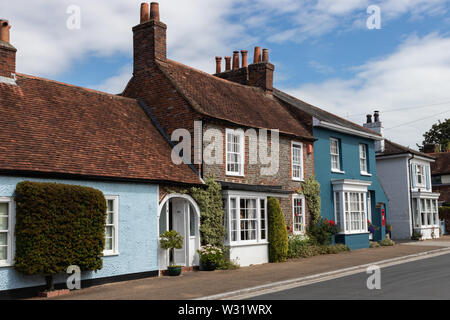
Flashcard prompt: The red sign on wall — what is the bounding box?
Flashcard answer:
[381,209,386,227]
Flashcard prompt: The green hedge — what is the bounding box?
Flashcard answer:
[268,197,288,263]
[288,236,349,259]
[14,181,107,276]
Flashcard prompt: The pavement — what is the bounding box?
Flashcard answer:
[250,251,450,300]
[48,236,450,300]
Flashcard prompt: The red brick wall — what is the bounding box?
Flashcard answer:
[0,43,16,78]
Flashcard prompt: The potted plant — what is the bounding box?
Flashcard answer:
[160,230,184,276]
[198,245,223,271]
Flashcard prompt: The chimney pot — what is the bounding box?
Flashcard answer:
[262,49,269,62]
[225,56,231,71]
[232,51,240,70]
[253,46,261,63]
[0,20,11,43]
[215,56,222,74]
[150,2,160,21]
[140,3,150,23]
[366,114,373,124]
[241,50,248,68]
[374,111,380,123]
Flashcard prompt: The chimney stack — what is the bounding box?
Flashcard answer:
[225,56,231,71]
[215,56,222,74]
[0,20,17,82]
[363,110,385,153]
[133,2,167,74]
[248,47,274,93]
[241,50,248,68]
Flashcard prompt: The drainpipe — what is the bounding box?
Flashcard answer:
[408,154,415,238]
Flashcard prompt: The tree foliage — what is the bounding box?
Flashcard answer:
[14,181,106,277]
[189,177,225,248]
[300,176,321,224]
[419,119,450,152]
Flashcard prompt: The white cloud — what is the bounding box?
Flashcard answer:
[281,34,450,149]
[91,64,132,94]
[0,0,246,78]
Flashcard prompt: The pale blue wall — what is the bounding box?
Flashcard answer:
[313,127,389,248]
[0,176,159,292]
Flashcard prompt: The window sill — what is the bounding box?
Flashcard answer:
[0,262,13,268]
[337,231,370,236]
[331,169,345,174]
[226,173,245,178]
[292,178,304,182]
[360,172,372,177]
[103,252,120,257]
[227,241,269,247]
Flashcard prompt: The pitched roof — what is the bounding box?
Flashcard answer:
[273,89,381,138]
[155,60,314,140]
[430,152,450,176]
[377,139,435,160]
[0,74,202,185]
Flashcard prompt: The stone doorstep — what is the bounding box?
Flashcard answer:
[38,289,70,298]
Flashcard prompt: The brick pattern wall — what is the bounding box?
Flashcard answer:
[248,62,274,92]
[202,122,314,229]
[132,21,167,74]
[0,42,16,78]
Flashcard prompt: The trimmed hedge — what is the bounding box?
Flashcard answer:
[288,236,349,259]
[268,197,288,263]
[14,181,107,276]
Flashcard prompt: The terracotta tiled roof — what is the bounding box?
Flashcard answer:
[377,139,435,160]
[155,60,314,140]
[0,74,202,185]
[430,152,450,176]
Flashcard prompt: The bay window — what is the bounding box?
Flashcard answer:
[0,198,13,267]
[226,129,245,176]
[291,142,304,181]
[224,194,267,244]
[413,197,439,227]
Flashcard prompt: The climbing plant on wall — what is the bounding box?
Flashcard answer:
[189,177,225,248]
[299,176,322,224]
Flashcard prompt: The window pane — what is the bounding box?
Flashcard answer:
[0,246,6,260]
[0,203,8,216]
[107,200,114,212]
[106,226,113,238]
[0,217,8,231]
[105,237,113,251]
[189,205,196,237]
[0,233,7,246]
[159,204,167,235]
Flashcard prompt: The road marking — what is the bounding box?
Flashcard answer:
[196,247,450,300]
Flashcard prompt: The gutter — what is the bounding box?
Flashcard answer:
[408,153,415,236]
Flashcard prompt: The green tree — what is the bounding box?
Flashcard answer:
[418,119,450,152]
[267,197,288,263]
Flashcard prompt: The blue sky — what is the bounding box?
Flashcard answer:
[2,0,450,148]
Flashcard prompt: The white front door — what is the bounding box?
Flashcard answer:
[172,199,187,266]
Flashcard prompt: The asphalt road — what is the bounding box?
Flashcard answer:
[250,253,450,300]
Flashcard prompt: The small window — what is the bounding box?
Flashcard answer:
[189,204,196,237]
[0,200,12,266]
[104,196,119,256]
[415,165,426,186]
[359,144,368,174]
[260,199,267,240]
[293,195,305,234]
[226,129,245,176]
[330,138,341,171]
[291,142,304,181]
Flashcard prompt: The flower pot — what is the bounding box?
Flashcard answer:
[167,266,182,276]
[200,261,217,271]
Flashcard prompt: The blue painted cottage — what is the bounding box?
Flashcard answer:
[0,17,203,297]
[275,91,389,249]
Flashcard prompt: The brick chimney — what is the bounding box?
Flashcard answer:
[0,20,16,82]
[363,110,385,153]
[132,2,166,74]
[248,47,274,94]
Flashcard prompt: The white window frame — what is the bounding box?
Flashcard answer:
[225,129,245,177]
[292,195,306,235]
[415,198,439,227]
[224,194,268,245]
[291,142,304,181]
[342,192,367,234]
[415,164,426,187]
[330,138,341,172]
[359,144,369,175]
[103,196,119,256]
[0,197,14,267]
